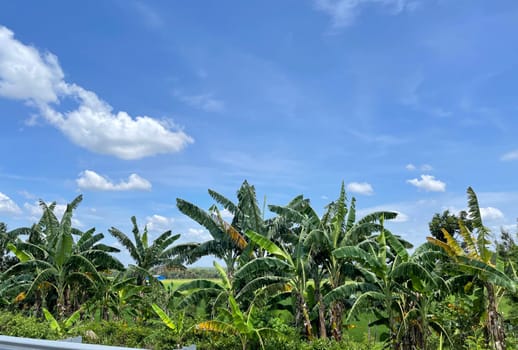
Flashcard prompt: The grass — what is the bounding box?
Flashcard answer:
[345,312,388,343]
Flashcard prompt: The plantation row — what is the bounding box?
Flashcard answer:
[0,181,517,349]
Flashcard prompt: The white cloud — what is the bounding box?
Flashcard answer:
[219,208,234,219]
[0,27,65,103]
[357,205,408,223]
[406,163,433,171]
[501,224,516,232]
[77,170,151,191]
[174,90,225,112]
[0,26,193,159]
[18,190,36,199]
[347,182,374,195]
[0,192,21,214]
[146,214,174,232]
[407,175,446,192]
[187,228,211,241]
[479,207,504,221]
[392,211,409,223]
[405,163,416,171]
[501,149,518,161]
[314,0,415,28]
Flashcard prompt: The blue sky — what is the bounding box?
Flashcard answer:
[1,0,518,265]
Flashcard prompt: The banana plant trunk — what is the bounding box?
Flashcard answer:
[297,292,314,340]
[313,270,327,339]
[485,282,506,350]
[330,302,343,340]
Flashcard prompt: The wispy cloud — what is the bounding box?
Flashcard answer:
[406,163,433,171]
[405,163,416,171]
[399,73,453,119]
[347,182,374,195]
[501,149,518,161]
[407,175,446,192]
[173,90,225,112]
[132,1,165,30]
[0,26,193,159]
[348,129,406,146]
[77,170,152,191]
[314,0,418,28]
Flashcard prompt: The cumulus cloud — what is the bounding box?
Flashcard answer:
[392,211,409,223]
[347,182,374,195]
[0,26,193,159]
[146,214,174,232]
[407,175,446,192]
[0,192,21,214]
[480,207,504,221]
[218,208,234,219]
[314,0,416,28]
[187,228,211,241]
[501,149,518,161]
[77,170,151,191]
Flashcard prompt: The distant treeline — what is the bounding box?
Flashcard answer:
[155,266,219,279]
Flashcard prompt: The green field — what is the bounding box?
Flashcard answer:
[161,278,220,289]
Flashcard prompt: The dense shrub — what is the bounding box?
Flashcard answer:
[0,312,386,349]
[0,312,58,340]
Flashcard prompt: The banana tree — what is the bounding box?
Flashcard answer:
[0,223,21,272]
[427,187,517,350]
[196,294,280,350]
[234,229,314,339]
[6,195,104,318]
[271,183,398,340]
[329,222,437,349]
[176,180,267,278]
[83,271,142,321]
[109,216,191,285]
[176,261,232,317]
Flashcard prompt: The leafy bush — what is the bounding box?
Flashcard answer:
[0,311,58,340]
[73,320,151,348]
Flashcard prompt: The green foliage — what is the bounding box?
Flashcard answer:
[42,307,82,338]
[429,209,473,242]
[0,311,58,339]
[73,320,152,348]
[1,184,518,350]
[109,216,188,285]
